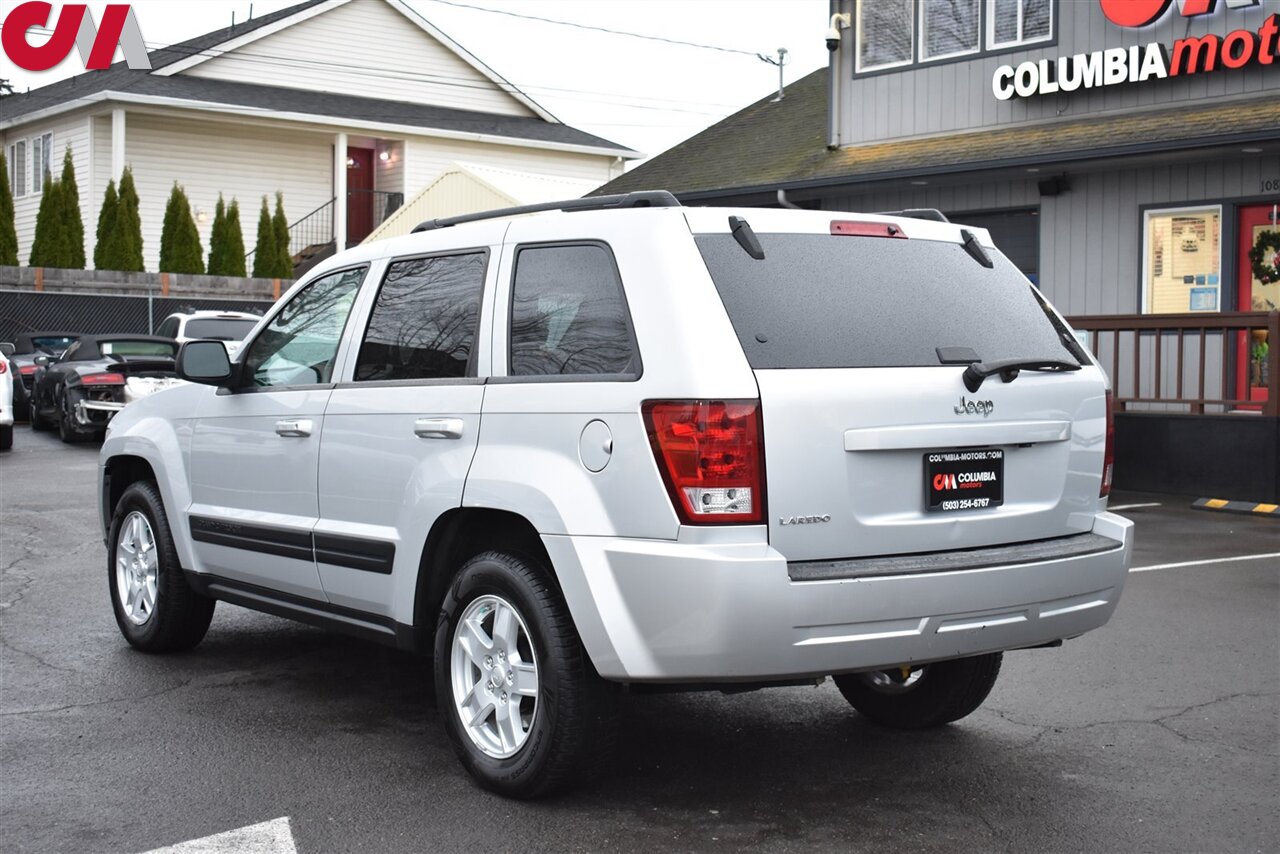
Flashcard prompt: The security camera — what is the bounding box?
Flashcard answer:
[826,13,850,52]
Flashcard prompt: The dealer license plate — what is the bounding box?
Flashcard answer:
[925,449,1004,512]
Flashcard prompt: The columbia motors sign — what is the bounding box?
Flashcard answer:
[993,0,1275,100]
[1,3,150,72]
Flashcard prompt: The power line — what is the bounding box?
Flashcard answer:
[418,0,761,57]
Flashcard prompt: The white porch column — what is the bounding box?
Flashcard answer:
[110,108,126,179]
[334,132,348,252]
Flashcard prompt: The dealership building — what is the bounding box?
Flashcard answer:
[599,0,1280,501]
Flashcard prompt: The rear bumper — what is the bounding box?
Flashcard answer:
[545,512,1133,682]
[75,399,124,427]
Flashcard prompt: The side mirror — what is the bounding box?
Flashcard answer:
[177,340,234,386]
[34,354,50,367]
[0,343,14,358]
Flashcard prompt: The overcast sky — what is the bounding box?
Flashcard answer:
[1,0,830,163]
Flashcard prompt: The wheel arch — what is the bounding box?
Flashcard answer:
[408,507,556,655]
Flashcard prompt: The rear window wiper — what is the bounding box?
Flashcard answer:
[962,358,1080,392]
[960,229,993,268]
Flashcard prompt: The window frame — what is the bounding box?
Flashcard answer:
[31,133,52,195]
[986,0,1054,51]
[855,0,916,74]
[231,263,369,393]
[850,0,1057,77]
[498,239,643,384]
[9,141,27,198]
[919,0,982,63]
[1141,204,1224,315]
[349,247,491,386]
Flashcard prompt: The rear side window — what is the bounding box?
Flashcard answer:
[354,252,488,381]
[695,233,1085,369]
[509,243,639,378]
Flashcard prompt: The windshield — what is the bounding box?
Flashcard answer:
[99,341,178,358]
[184,319,258,340]
[695,233,1087,370]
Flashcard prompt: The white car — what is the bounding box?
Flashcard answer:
[154,311,261,358]
[0,342,14,451]
[99,193,1133,798]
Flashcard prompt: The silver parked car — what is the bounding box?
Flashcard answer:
[99,192,1132,797]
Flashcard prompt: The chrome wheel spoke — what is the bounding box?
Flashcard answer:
[491,604,518,651]
[457,618,493,669]
[511,663,538,698]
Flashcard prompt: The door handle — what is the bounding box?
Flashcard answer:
[414,417,464,440]
[275,419,313,438]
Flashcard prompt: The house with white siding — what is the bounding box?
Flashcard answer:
[1,0,637,273]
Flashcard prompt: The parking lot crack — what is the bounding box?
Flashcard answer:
[0,679,192,717]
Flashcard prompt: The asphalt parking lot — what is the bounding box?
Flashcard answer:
[1,426,1277,854]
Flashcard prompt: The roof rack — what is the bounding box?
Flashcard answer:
[411,190,681,233]
[873,208,950,223]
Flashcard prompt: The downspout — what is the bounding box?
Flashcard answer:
[827,2,849,150]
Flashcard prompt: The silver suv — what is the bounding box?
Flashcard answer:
[99,192,1132,797]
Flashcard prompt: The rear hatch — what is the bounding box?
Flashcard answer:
[692,212,1105,563]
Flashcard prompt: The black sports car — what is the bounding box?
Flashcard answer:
[5,331,80,421]
[29,335,180,443]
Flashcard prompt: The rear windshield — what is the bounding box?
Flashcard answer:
[185,319,258,340]
[29,336,76,355]
[695,233,1086,369]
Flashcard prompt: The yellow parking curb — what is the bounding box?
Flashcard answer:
[1191,498,1280,517]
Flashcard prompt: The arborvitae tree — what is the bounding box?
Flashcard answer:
[251,196,278,279]
[158,182,204,274]
[223,198,247,277]
[0,151,17,266]
[272,191,291,278]
[93,179,119,270]
[207,194,228,274]
[29,179,70,268]
[58,147,85,269]
[116,167,144,272]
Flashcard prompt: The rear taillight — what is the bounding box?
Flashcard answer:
[82,372,126,386]
[1101,390,1114,498]
[19,365,36,376]
[0,360,6,374]
[642,400,766,525]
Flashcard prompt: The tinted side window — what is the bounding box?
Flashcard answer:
[509,244,638,377]
[354,252,487,382]
[156,318,178,339]
[243,267,364,387]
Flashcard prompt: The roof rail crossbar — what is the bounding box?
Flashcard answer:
[873,208,950,223]
[412,190,681,233]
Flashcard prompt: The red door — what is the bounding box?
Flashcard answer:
[1236,204,1279,407]
[346,147,375,245]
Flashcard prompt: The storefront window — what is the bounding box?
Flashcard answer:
[857,0,914,72]
[1144,206,1222,314]
[922,0,980,61]
[988,0,1053,49]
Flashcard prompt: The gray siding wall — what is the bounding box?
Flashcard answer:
[834,0,1279,145]
[820,153,1280,315]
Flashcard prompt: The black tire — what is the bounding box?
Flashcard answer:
[57,391,87,444]
[434,550,617,799]
[107,480,215,653]
[29,396,49,431]
[0,425,11,451]
[833,653,1003,730]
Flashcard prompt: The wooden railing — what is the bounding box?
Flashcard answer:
[1065,311,1278,417]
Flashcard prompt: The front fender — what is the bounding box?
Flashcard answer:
[100,383,207,568]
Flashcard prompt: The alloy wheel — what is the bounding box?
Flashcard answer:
[115,511,159,626]
[450,594,540,759]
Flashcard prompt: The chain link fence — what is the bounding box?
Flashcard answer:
[0,290,277,343]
